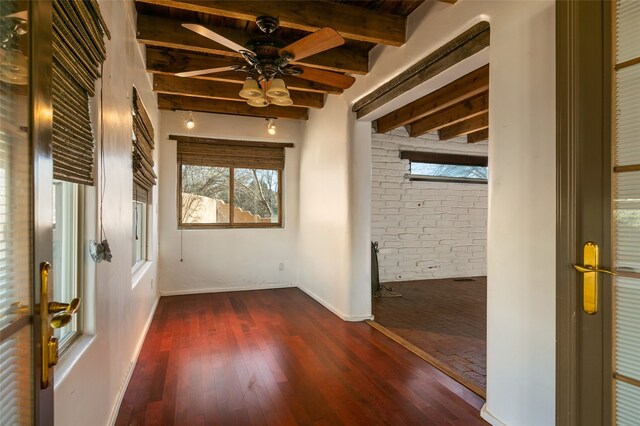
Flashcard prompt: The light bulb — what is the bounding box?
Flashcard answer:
[185,111,195,129]
[267,118,276,135]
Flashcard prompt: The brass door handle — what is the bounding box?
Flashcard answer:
[49,298,80,314]
[40,262,82,388]
[573,264,618,276]
[49,298,81,329]
[575,242,616,315]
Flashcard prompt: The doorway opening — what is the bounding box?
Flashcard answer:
[371,123,488,397]
[368,65,489,397]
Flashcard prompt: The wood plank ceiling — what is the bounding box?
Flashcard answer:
[134,0,431,120]
[374,65,490,143]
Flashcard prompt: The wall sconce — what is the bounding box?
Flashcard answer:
[185,111,195,129]
[267,118,276,135]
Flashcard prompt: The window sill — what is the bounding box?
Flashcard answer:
[178,224,283,230]
[53,333,95,390]
[406,174,488,184]
[132,261,153,288]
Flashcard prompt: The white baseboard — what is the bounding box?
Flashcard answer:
[481,404,507,426]
[108,296,160,426]
[297,285,373,322]
[159,282,295,296]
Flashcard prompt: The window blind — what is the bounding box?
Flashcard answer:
[174,136,290,170]
[132,87,156,203]
[52,0,109,185]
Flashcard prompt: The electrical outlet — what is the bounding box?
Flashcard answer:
[279,262,284,271]
[150,278,154,289]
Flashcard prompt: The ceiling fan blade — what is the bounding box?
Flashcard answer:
[182,23,254,55]
[296,66,356,90]
[279,27,345,62]
[175,66,236,78]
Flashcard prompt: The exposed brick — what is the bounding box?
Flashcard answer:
[371,128,487,281]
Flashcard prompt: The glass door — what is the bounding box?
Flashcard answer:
[0,1,33,424]
[612,0,640,423]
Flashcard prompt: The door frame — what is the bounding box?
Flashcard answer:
[556,1,613,425]
[31,0,54,423]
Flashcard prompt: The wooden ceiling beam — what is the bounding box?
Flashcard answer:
[135,0,406,46]
[354,22,490,118]
[153,74,325,109]
[137,14,368,75]
[438,112,489,140]
[145,47,343,94]
[408,92,488,137]
[157,94,309,120]
[467,128,489,143]
[375,64,489,134]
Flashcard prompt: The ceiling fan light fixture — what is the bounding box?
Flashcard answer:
[270,96,293,106]
[247,97,269,108]
[239,77,263,99]
[266,78,289,99]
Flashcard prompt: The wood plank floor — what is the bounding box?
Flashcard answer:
[115,288,486,426]
[372,277,487,392]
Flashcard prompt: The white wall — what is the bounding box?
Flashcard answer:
[372,128,488,282]
[297,96,372,321]
[157,111,302,295]
[54,1,159,425]
[299,1,556,425]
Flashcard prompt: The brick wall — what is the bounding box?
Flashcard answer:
[371,127,488,282]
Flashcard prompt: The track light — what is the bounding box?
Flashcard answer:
[185,111,195,129]
[267,118,276,135]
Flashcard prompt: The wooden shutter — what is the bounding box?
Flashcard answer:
[173,136,291,170]
[132,88,156,203]
[52,0,109,185]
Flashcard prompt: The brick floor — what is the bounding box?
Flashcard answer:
[372,277,487,391]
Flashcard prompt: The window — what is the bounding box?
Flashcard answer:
[174,135,291,228]
[52,180,82,350]
[131,87,156,269]
[401,151,488,184]
[132,201,147,268]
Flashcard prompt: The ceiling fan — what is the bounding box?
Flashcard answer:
[177,16,356,107]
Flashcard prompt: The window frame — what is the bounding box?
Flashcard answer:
[401,150,489,184]
[131,200,149,271]
[52,180,84,355]
[177,160,284,229]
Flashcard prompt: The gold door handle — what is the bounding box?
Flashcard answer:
[49,298,80,314]
[575,242,615,315]
[49,298,81,328]
[40,262,81,388]
[49,298,80,328]
[573,264,618,276]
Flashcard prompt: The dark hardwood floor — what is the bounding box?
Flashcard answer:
[116,288,486,425]
[372,277,487,392]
